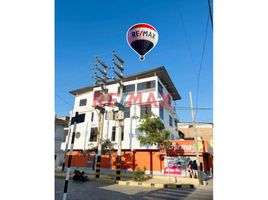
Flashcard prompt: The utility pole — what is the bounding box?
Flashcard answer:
[189,92,203,185]
[95,105,105,178]
[94,56,109,178]
[112,51,125,181]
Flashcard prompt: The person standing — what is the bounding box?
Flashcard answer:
[192,160,198,178]
[187,161,193,178]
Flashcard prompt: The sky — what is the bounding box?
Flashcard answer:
[55,0,213,123]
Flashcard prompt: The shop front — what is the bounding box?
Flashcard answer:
[65,139,213,176]
[164,140,213,176]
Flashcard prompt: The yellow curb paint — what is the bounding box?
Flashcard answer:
[113,181,165,188]
[118,181,127,185]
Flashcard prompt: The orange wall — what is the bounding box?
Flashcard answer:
[65,150,164,171]
[65,150,212,173]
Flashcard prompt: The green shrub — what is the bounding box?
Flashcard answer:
[133,168,145,181]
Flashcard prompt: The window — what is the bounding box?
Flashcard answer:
[79,99,87,106]
[140,104,151,117]
[91,112,94,122]
[159,106,164,120]
[89,128,98,142]
[111,126,116,141]
[169,115,173,127]
[158,81,163,94]
[121,126,124,141]
[124,107,130,118]
[137,80,155,91]
[178,130,185,139]
[111,126,124,141]
[123,84,135,93]
[168,95,172,105]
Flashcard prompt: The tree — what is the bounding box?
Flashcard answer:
[137,112,171,153]
[101,139,115,169]
[84,139,115,169]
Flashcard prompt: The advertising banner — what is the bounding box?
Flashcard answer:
[164,156,196,176]
[164,157,182,175]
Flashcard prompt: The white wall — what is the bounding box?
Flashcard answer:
[62,75,180,150]
[55,123,68,167]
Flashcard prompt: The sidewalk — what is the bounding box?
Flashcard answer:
[55,168,213,188]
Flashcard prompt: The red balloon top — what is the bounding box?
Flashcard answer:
[129,23,157,32]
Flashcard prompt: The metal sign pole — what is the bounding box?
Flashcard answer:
[62,114,77,200]
[62,112,85,200]
[61,111,73,172]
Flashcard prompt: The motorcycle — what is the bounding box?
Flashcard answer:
[73,170,88,182]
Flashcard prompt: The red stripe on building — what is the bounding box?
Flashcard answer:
[130,24,157,32]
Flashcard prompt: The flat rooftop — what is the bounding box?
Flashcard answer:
[69,66,181,100]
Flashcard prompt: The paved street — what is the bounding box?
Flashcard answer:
[55,178,213,200]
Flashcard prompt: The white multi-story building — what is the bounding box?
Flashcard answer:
[55,116,69,167]
[62,66,181,151]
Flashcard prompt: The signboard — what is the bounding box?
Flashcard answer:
[164,157,182,175]
[71,113,85,125]
[168,140,208,154]
[164,156,196,176]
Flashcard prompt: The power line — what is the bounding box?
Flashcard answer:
[195,14,210,121]
[208,0,213,30]
[55,94,73,107]
[177,4,212,121]
[178,6,198,76]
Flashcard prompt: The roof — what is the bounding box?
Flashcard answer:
[55,118,69,126]
[69,66,181,100]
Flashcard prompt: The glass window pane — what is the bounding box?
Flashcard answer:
[121,126,124,141]
[169,115,173,127]
[140,104,151,117]
[111,126,116,141]
[123,84,135,93]
[89,128,97,142]
[124,107,130,118]
[158,82,163,94]
[160,106,164,120]
[137,80,155,91]
[79,99,87,106]
[91,112,94,122]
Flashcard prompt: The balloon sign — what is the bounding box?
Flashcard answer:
[126,23,158,61]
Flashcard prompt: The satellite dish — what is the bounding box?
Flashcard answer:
[126,23,158,61]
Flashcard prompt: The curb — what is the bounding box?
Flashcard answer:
[92,178,116,184]
[55,174,116,184]
[116,181,195,189]
[165,184,194,189]
[117,181,165,188]
[55,174,204,189]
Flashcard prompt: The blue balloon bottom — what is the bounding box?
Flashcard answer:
[130,39,154,56]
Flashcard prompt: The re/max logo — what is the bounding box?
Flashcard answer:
[132,30,156,39]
